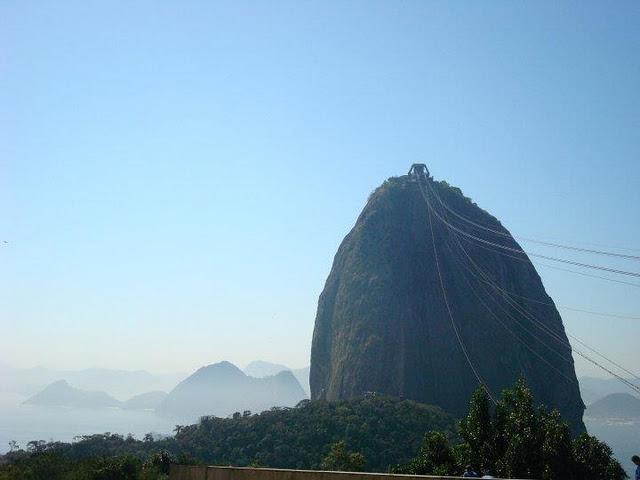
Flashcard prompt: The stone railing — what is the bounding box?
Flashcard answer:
[169,465,514,480]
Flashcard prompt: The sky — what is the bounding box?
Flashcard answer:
[1,1,639,378]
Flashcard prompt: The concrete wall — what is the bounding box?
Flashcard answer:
[169,465,514,480]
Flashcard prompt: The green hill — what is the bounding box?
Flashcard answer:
[173,395,457,471]
[2,396,456,473]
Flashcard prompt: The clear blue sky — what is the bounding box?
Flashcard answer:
[1,1,638,377]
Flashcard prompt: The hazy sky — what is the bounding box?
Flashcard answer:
[2,1,639,378]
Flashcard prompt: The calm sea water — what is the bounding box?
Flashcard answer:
[0,393,175,454]
[584,417,640,479]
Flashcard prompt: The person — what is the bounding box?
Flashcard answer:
[481,470,495,479]
[462,465,479,477]
[632,455,640,480]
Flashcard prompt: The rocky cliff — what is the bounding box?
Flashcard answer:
[310,173,585,433]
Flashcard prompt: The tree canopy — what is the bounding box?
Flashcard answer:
[395,379,626,480]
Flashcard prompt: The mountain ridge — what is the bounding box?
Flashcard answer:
[586,393,640,419]
[24,380,122,408]
[157,361,306,422]
[23,380,168,411]
[0,365,185,399]
[243,361,310,396]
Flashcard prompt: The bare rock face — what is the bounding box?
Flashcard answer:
[310,174,585,433]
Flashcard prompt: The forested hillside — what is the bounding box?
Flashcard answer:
[1,382,625,480]
[0,396,456,478]
[172,396,456,470]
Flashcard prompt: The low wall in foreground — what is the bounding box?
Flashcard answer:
[169,465,513,480]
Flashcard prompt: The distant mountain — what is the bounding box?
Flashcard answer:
[586,393,640,419]
[62,368,182,399]
[0,365,185,399]
[243,361,310,396]
[157,361,306,422]
[579,376,640,405]
[244,360,290,378]
[122,391,167,411]
[22,381,170,412]
[24,380,121,408]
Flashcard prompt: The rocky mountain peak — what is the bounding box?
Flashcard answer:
[310,172,585,433]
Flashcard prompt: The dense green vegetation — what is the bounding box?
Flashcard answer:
[321,441,365,472]
[0,449,174,480]
[0,396,456,479]
[172,396,456,470]
[394,379,626,479]
[0,382,625,479]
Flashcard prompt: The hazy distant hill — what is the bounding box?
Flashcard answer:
[586,393,640,419]
[23,381,171,411]
[244,360,290,377]
[122,391,167,411]
[579,376,640,405]
[0,365,185,399]
[24,380,121,408]
[244,361,310,396]
[157,361,306,422]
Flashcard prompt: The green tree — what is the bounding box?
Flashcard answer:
[89,455,141,480]
[459,387,496,472]
[540,409,573,480]
[494,378,542,478]
[3,451,73,480]
[143,450,175,475]
[322,441,365,472]
[573,433,627,480]
[394,432,457,476]
[397,379,626,480]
